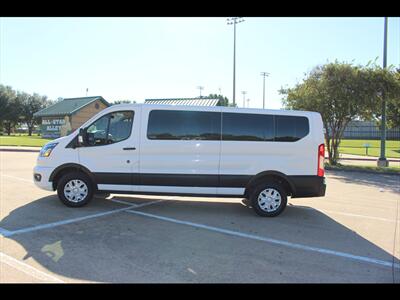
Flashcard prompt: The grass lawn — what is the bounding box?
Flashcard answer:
[0,134,53,147]
[336,139,400,158]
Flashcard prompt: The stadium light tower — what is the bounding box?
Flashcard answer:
[378,17,389,167]
[260,72,270,109]
[197,86,204,98]
[227,17,245,107]
[241,91,247,108]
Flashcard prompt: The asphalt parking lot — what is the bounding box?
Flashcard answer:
[0,151,399,283]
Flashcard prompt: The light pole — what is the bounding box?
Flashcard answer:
[378,17,389,167]
[260,72,269,109]
[247,98,250,108]
[227,17,245,107]
[197,86,204,98]
[86,88,88,97]
[241,91,247,108]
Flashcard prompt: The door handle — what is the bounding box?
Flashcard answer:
[123,147,136,150]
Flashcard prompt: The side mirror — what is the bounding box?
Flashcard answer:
[77,128,86,146]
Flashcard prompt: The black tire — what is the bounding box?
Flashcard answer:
[57,172,94,207]
[249,181,287,217]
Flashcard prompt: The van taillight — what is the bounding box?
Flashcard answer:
[318,144,325,177]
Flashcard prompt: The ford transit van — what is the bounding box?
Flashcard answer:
[34,104,326,217]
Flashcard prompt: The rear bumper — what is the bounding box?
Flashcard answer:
[289,176,326,198]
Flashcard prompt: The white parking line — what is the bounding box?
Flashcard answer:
[0,199,164,238]
[0,252,65,283]
[0,206,136,237]
[289,205,398,223]
[110,199,139,206]
[125,209,400,270]
[319,209,398,223]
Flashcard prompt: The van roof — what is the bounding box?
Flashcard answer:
[106,103,320,117]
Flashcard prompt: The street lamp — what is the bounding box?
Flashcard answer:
[227,17,245,107]
[378,17,389,167]
[260,72,270,109]
[241,91,247,108]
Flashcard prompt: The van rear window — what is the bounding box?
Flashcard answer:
[222,113,309,142]
[275,115,309,142]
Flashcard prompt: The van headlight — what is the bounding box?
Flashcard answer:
[39,143,58,157]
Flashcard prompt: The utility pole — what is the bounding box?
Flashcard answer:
[241,91,247,108]
[227,17,245,107]
[378,17,389,167]
[260,72,269,109]
[86,88,88,97]
[197,86,204,98]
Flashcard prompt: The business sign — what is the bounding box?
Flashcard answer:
[41,118,65,138]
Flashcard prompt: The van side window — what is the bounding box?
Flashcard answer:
[147,110,221,140]
[86,111,134,146]
[275,115,309,142]
[222,113,274,141]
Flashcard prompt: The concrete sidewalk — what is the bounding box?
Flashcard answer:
[325,152,400,163]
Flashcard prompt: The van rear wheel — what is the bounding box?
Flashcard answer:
[57,172,94,207]
[250,182,287,217]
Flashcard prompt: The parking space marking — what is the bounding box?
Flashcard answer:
[0,252,65,283]
[289,205,398,223]
[125,209,400,270]
[110,199,139,206]
[318,209,398,223]
[0,199,164,238]
[0,228,13,236]
[0,206,136,237]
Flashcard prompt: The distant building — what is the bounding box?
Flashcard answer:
[34,96,110,138]
[144,97,222,106]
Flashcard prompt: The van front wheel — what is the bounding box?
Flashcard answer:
[57,172,94,207]
[250,182,287,217]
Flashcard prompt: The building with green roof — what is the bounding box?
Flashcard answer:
[34,96,110,138]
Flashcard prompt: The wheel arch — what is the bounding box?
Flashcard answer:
[244,170,296,198]
[50,163,96,191]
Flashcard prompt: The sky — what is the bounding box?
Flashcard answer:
[0,17,399,109]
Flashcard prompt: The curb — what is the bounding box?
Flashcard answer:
[325,166,400,176]
[325,156,400,163]
[0,148,40,153]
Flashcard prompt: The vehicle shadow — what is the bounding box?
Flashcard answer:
[1,194,399,283]
[326,170,400,194]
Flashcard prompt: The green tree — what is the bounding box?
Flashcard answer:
[0,85,15,132]
[2,91,23,136]
[208,94,237,107]
[19,92,49,136]
[280,61,400,165]
[376,68,400,129]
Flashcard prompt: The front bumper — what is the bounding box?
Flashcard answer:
[33,166,54,191]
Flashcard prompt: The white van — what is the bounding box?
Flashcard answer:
[33,104,326,217]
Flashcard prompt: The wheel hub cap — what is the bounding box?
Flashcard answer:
[257,188,282,212]
[64,179,88,203]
